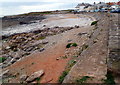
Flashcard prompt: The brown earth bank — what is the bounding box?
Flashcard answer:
[1,13,119,84]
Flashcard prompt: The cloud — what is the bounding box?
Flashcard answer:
[0,0,119,3]
[20,3,65,12]
[0,0,99,3]
[1,2,70,16]
[0,0,57,2]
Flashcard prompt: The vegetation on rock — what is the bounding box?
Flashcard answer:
[58,71,69,83]
[76,76,90,84]
[66,43,78,48]
[0,57,7,63]
[91,21,98,26]
[58,60,77,83]
[103,71,115,84]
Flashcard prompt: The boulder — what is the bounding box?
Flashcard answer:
[19,22,28,25]
[26,70,44,82]
[67,40,72,42]
[9,58,17,64]
[48,32,54,35]
[24,46,34,52]
[28,38,32,41]
[32,30,42,34]
[43,25,46,27]
[78,32,87,36]
[41,40,48,44]
[0,70,10,78]
[56,58,59,60]
[54,26,59,28]
[75,25,79,28]
[6,46,10,49]
[39,48,45,52]
[69,27,74,30]
[20,74,28,81]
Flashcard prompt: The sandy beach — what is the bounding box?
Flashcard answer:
[2,14,94,36]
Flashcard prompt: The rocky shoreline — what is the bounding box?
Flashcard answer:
[1,25,80,68]
[1,13,119,84]
[2,14,46,29]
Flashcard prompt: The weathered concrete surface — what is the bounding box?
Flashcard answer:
[108,13,120,74]
[63,13,109,83]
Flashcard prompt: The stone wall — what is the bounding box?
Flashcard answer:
[108,13,120,74]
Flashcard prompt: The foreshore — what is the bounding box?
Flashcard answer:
[1,12,120,83]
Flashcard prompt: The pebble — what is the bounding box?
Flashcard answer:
[68,40,72,42]
[56,58,59,60]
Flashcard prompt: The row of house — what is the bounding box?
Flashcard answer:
[75,1,120,12]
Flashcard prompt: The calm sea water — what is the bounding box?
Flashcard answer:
[1,2,78,17]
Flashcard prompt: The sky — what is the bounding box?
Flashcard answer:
[0,0,119,17]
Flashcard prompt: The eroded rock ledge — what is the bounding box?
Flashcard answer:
[1,25,80,68]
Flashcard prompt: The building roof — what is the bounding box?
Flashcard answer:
[75,3,92,8]
[106,1,120,6]
[92,2,108,8]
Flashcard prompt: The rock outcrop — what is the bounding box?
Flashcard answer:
[1,26,79,68]
[26,70,44,82]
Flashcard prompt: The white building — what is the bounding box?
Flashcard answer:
[94,2,108,10]
[111,5,119,9]
[75,3,92,11]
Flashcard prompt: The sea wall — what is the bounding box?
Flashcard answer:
[108,13,120,74]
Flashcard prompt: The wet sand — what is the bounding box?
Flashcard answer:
[2,14,94,36]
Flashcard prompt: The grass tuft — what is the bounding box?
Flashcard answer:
[58,60,77,83]
[91,21,98,26]
[104,71,115,84]
[58,71,69,83]
[76,76,90,83]
[0,57,7,63]
[66,43,78,48]
[72,43,78,47]
[62,56,67,59]
[66,43,72,48]
[36,36,46,40]
[68,60,77,68]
